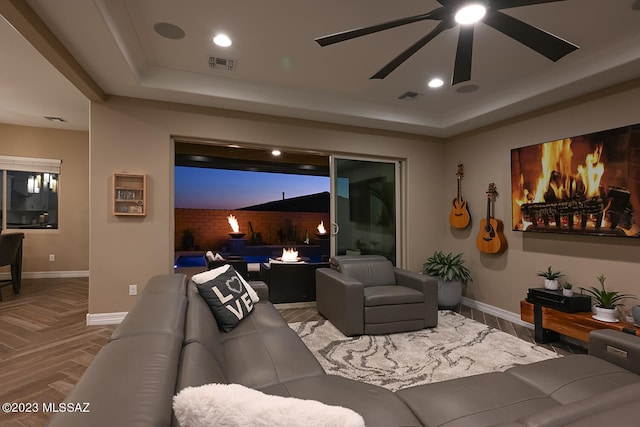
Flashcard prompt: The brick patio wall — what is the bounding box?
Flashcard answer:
[175,208,330,251]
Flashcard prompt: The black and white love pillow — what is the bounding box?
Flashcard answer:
[193,265,255,332]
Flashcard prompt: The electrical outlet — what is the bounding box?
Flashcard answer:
[128,284,138,296]
[49,254,55,262]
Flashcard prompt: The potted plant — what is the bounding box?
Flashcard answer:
[580,274,636,323]
[536,266,564,290]
[181,229,195,250]
[562,282,573,297]
[423,251,472,309]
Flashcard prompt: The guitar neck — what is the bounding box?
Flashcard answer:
[485,194,492,231]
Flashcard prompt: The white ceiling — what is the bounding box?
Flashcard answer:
[2,0,640,136]
[0,13,88,131]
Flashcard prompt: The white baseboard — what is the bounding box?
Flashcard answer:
[86,312,128,326]
[0,270,89,279]
[461,296,534,330]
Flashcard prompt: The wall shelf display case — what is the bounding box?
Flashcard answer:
[113,173,146,216]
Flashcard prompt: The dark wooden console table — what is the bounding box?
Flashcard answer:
[521,300,640,343]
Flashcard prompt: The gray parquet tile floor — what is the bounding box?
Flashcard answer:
[0,278,585,426]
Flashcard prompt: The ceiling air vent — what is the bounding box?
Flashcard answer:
[44,116,67,122]
[397,91,421,100]
[208,56,236,71]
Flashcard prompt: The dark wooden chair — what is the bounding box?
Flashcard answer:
[0,232,25,301]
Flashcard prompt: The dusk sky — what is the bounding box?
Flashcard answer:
[174,166,330,209]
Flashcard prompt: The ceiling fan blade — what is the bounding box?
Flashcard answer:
[371,19,452,79]
[491,0,566,10]
[452,25,474,85]
[482,10,578,61]
[435,0,463,7]
[315,9,445,47]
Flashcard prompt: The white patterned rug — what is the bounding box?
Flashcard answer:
[289,311,558,391]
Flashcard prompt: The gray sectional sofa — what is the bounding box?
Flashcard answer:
[48,273,640,426]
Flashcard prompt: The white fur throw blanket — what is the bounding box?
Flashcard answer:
[173,383,366,427]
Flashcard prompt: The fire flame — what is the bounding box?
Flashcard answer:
[227,215,240,233]
[535,138,573,202]
[577,145,604,198]
[317,220,326,234]
[513,138,606,230]
[281,248,299,262]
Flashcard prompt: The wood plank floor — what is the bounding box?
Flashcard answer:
[0,277,585,426]
[0,278,115,427]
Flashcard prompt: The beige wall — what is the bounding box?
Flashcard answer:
[0,123,89,273]
[443,83,640,318]
[89,97,444,314]
[90,83,640,318]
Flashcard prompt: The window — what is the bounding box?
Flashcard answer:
[0,156,61,230]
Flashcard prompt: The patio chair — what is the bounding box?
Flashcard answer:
[207,256,249,279]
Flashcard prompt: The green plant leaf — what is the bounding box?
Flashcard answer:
[423,251,472,282]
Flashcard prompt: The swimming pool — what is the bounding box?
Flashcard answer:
[174,255,207,268]
[174,254,325,268]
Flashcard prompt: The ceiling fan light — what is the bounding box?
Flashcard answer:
[455,4,486,25]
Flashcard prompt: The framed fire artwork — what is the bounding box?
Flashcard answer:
[511,124,640,237]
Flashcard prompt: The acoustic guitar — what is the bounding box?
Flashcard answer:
[449,163,470,229]
[476,183,507,254]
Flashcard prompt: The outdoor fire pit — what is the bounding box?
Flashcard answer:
[227,214,246,238]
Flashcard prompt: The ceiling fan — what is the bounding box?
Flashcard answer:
[315,0,579,85]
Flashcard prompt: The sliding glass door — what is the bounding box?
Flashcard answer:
[330,156,401,265]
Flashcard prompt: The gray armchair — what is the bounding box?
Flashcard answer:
[315,255,438,336]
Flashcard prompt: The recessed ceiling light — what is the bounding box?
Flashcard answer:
[455,3,487,25]
[271,150,282,156]
[213,34,232,47]
[428,78,444,88]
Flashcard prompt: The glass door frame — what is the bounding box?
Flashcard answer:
[329,154,404,266]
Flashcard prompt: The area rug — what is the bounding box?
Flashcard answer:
[289,311,558,391]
